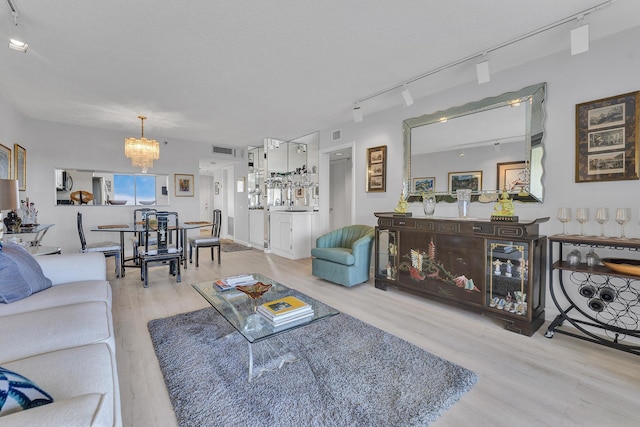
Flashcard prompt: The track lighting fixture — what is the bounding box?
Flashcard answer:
[401,85,414,106]
[353,104,363,123]
[350,1,611,114]
[571,15,590,55]
[7,3,28,53]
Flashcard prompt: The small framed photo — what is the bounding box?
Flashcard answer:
[366,145,386,192]
[576,91,639,182]
[448,171,482,193]
[295,188,304,198]
[14,144,26,191]
[0,143,11,180]
[496,161,528,192]
[174,173,194,197]
[412,177,435,194]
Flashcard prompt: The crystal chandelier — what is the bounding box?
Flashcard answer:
[124,116,159,173]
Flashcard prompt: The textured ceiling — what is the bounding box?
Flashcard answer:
[1,0,638,148]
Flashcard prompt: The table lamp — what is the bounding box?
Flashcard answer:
[0,179,20,250]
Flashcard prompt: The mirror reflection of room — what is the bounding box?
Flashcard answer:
[54,168,169,206]
[405,83,545,202]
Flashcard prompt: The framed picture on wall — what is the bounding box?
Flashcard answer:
[496,161,528,192]
[448,170,482,192]
[14,144,26,191]
[174,173,194,197]
[575,91,640,182]
[366,145,386,192]
[412,177,435,194]
[0,143,10,180]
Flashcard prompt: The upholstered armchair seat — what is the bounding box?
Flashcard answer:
[311,225,374,287]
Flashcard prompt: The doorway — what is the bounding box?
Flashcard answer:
[319,142,355,235]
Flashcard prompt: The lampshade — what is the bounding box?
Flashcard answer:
[125,116,159,173]
[0,179,20,211]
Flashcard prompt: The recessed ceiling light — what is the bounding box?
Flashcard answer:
[335,152,343,156]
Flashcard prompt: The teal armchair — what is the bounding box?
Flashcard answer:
[311,225,375,287]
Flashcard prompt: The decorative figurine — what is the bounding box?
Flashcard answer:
[491,189,518,222]
[493,259,502,275]
[394,192,409,214]
[505,260,513,277]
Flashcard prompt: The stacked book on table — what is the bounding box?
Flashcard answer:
[214,274,256,291]
[257,296,314,330]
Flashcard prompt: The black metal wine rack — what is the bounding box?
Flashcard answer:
[546,235,640,355]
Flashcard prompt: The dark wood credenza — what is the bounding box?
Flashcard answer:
[374,213,549,336]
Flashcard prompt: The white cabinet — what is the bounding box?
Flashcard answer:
[249,210,265,250]
[269,211,313,260]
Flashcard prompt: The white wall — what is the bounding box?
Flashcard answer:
[1,109,213,254]
[319,25,640,233]
[317,25,640,319]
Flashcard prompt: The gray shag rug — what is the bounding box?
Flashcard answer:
[148,308,477,427]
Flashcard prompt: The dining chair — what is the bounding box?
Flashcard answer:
[131,208,157,264]
[77,212,121,277]
[189,209,221,267]
[138,211,182,288]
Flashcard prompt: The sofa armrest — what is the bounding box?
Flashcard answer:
[36,253,107,285]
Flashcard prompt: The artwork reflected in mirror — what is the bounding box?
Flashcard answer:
[54,168,169,206]
[403,83,546,202]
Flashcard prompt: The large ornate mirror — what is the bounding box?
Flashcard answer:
[403,82,546,202]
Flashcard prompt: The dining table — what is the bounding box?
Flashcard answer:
[91,221,212,277]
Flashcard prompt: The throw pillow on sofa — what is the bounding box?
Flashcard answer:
[0,243,52,304]
[0,365,54,416]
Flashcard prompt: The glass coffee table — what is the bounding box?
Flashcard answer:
[192,273,339,381]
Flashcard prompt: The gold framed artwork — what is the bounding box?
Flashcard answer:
[366,145,386,192]
[14,144,26,191]
[412,177,435,194]
[496,161,528,192]
[448,171,482,192]
[575,91,640,183]
[174,173,194,197]
[0,143,10,180]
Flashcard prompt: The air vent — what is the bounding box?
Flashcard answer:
[211,145,243,160]
[332,129,342,142]
[212,146,234,155]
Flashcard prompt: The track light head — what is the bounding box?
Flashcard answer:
[401,85,414,106]
[571,20,590,55]
[353,104,363,123]
[476,54,490,84]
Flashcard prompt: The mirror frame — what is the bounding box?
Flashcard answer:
[403,82,546,203]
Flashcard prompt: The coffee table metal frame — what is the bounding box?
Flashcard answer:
[192,273,339,381]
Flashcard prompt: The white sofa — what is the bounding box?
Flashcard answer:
[0,252,121,427]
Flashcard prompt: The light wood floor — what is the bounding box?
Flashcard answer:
[109,247,640,427]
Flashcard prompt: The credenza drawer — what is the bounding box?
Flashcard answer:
[392,218,416,229]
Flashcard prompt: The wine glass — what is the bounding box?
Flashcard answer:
[557,207,572,235]
[595,207,609,237]
[576,208,589,236]
[615,208,631,238]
